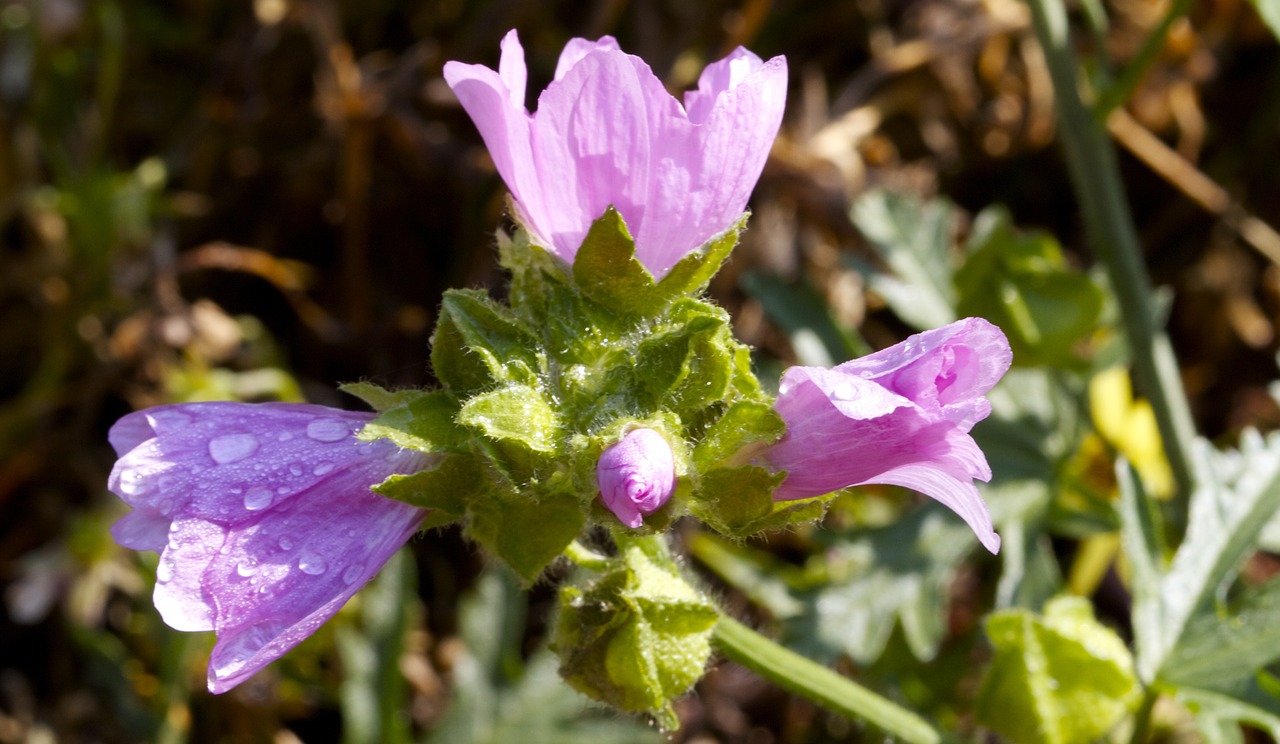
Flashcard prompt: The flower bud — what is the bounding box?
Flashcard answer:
[597,428,676,528]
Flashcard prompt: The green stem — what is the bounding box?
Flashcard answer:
[563,539,613,571]
[712,615,946,744]
[1128,688,1158,744]
[1025,0,1200,525]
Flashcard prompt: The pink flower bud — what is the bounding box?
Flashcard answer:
[597,428,677,528]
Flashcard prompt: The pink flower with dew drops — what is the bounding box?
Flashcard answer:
[444,30,787,279]
[764,318,1012,554]
[597,428,677,528]
[108,402,427,693]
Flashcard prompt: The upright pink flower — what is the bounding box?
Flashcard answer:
[444,30,787,279]
[108,402,427,693]
[764,318,1012,553]
[597,428,677,528]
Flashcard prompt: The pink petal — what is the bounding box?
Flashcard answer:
[553,35,622,81]
[153,517,223,632]
[109,509,170,552]
[597,428,676,528]
[497,29,528,110]
[869,464,1001,554]
[683,47,766,124]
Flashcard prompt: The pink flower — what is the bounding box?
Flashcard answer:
[764,318,1012,553]
[107,402,427,693]
[444,30,787,279]
[597,428,677,528]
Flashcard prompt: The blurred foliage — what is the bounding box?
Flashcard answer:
[5,0,1280,741]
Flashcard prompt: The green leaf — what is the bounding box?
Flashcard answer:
[848,189,958,330]
[1126,431,1280,683]
[572,209,744,319]
[1176,675,1280,741]
[1163,576,1280,689]
[691,400,785,471]
[458,385,561,454]
[633,304,734,414]
[739,272,870,367]
[372,455,488,518]
[339,381,421,412]
[790,504,976,665]
[432,289,541,395]
[687,466,791,537]
[467,488,585,582]
[954,206,1105,368]
[357,389,468,454]
[977,596,1139,744]
[554,537,718,728]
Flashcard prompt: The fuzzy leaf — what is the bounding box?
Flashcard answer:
[467,488,585,583]
[458,385,560,454]
[358,389,469,454]
[977,596,1139,744]
[433,289,541,395]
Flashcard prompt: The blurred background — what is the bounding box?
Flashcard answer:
[3,0,1280,741]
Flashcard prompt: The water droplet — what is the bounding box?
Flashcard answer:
[236,560,259,577]
[306,419,349,443]
[312,462,335,476]
[342,563,364,585]
[208,433,259,464]
[288,463,303,476]
[277,536,295,551]
[276,486,292,495]
[298,552,327,575]
[243,487,273,511]
[117,469,148,496]
[278,432,294,442]
[157,498,175,516]
[157,556,174,582]
[212,623,276,678]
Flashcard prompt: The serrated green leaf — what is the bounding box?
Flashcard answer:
[1163,576,1280,689]
[467,489,584,582]
[372,455,487,517]
[652,217,743,300]
[692,401,786,471]
[433,289,541,395]
[458,385,560,454]
[357,389,468,454]
[849,189,958,330]
[977,596,1139,744]
[955,206,1104,368]
[339,381,421,412]
[688,466,787,537]
[1128,431,1280,683]
[633,311,733,414]
[555,537,716,728]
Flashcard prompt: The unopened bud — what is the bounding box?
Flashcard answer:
[597,428,676,528]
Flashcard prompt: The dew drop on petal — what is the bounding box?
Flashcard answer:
[236,560,259,577]
[208,433,259,465]
[277,536,295,551]
[117,469,148,496]
[312,462,335,477]
[242,487,273,511]
[298,552,327,575]
[278,432,294,442]
[342,563,364,585]
[306,419,349,443]
[276,486,291,495]
[288,464,303,476]
[157,555,174,583]
[214,623,276,678]
[159,498,175,516]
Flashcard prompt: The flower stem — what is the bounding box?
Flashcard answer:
[711,615,947,744]
[1025,0,1200,523]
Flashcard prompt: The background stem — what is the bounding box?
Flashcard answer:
[1025,0,1201,527]
[711,615,947,744]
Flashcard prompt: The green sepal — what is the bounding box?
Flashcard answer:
[357,389,469,454]
[688,466,800,537]
[339,381,421,412]
[977,595,1140,744]
[432,289,542,395]
[554,537,718,729]
[371,454,488,518]
[572,209,744,319]
[692,400,786,471]
[467,486,586,583]
[458,384,560,452]
[633,302,735,413]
